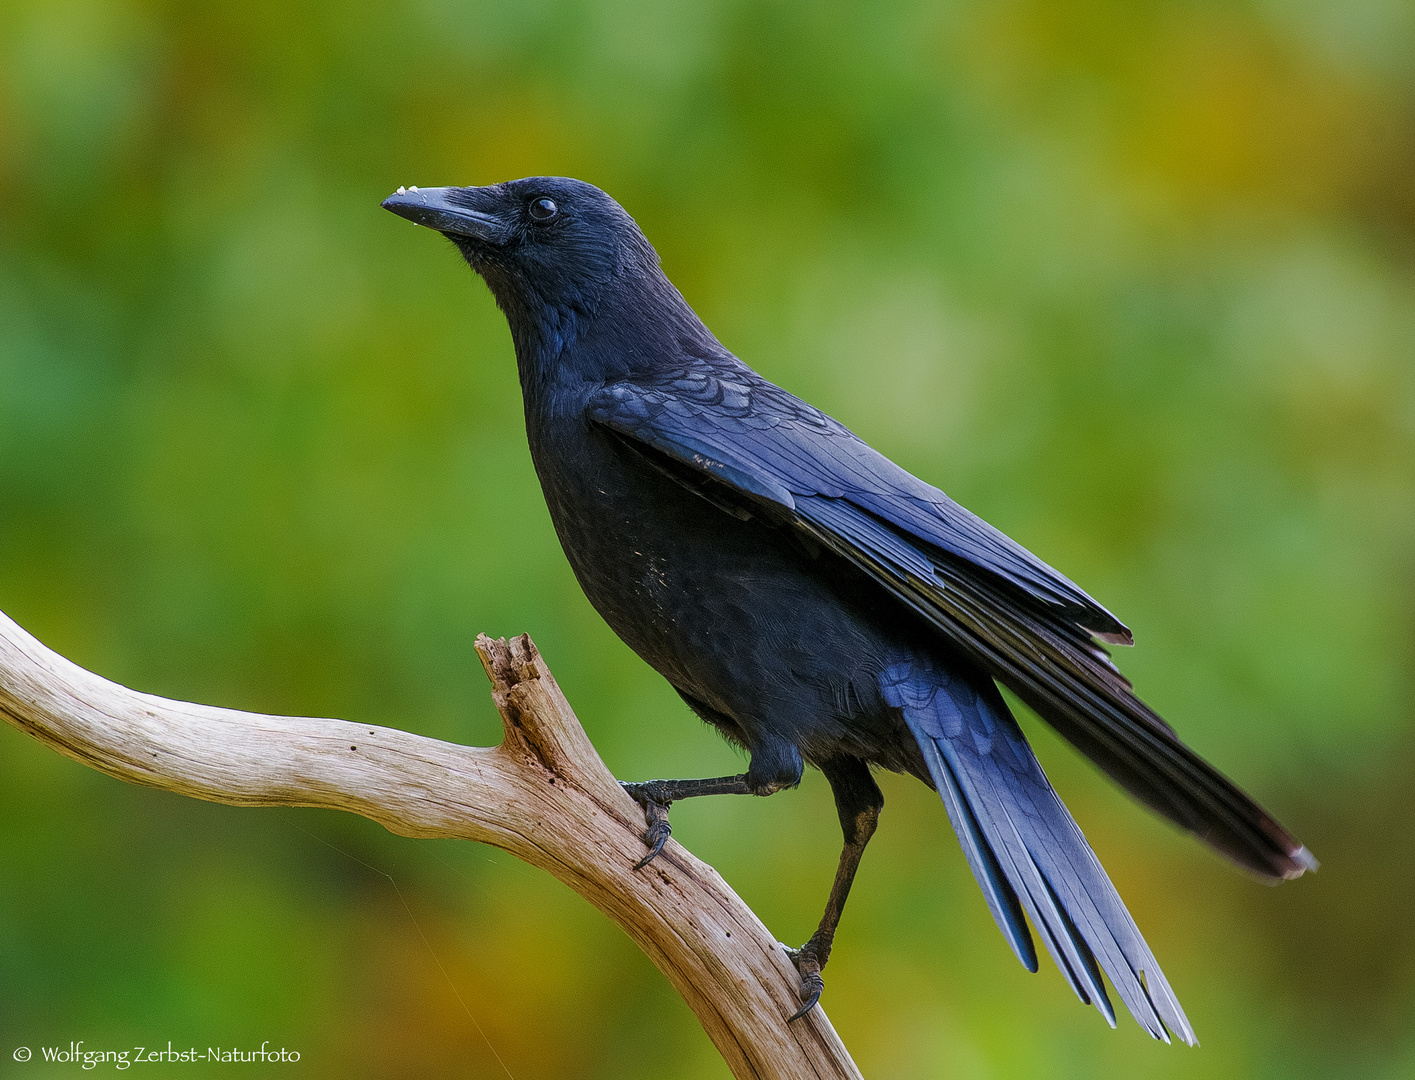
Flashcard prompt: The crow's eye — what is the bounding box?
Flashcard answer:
[529,197,558,221]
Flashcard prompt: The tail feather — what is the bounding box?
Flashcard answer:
[882,661,1196,1045]
[923,734,1038,975]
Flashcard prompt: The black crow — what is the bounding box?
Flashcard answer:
[383,177,1314,1041]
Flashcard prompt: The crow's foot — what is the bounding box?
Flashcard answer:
[785,944,825,1021]
[621,782,673,869]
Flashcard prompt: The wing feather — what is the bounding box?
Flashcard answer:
[587,366,1315,880]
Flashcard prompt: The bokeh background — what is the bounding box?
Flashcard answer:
[1,0,1413,1076]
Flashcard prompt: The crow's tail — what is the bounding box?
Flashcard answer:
[881,660,1195,1044]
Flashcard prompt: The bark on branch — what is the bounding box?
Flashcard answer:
[0,610,861,1080]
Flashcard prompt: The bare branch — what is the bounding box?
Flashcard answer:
[0,611,862,1080]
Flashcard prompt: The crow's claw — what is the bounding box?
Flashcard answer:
[633,809,671,869]
[786,945,825,1021]
[622,782,673,869]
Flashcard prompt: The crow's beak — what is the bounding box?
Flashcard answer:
[381,186,512,244]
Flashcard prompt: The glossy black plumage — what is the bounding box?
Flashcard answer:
[384,176,1313,1041]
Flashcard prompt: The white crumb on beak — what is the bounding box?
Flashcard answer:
[397,186,406,194]
[410,185,419,192]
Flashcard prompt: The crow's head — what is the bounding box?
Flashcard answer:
[384,176,714,380]
[383,177,663,317]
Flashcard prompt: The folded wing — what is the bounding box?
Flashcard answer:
[587,363,1315,881]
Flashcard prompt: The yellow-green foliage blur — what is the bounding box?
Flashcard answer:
[1,1,1412,1077]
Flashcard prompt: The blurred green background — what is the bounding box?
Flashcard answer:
[1,0,1412,1076]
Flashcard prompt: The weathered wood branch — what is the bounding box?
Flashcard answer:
[0,610,861,1080]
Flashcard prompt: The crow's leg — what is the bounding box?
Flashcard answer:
[787,755,882,1021]
[621,775,752,869]
[622,742,803,870]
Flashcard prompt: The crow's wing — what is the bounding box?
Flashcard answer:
[593,365,1132,642]
[587,363,1315,881]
